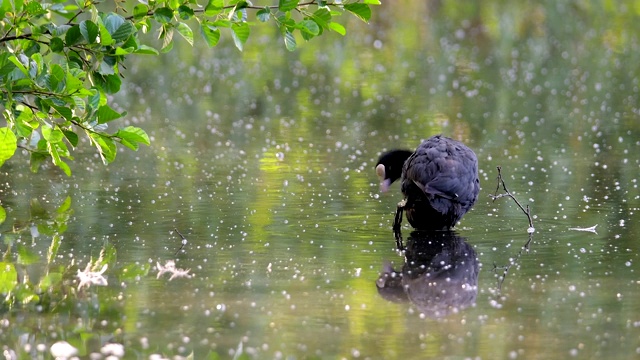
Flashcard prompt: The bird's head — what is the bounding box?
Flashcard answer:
[375,149,413,192]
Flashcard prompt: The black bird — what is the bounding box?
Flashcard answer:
[376,135,479,231]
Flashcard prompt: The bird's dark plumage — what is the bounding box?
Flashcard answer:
[376,135,479,231]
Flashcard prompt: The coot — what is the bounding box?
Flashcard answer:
[376,135,479,231]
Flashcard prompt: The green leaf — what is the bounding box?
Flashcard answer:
[161,40,174,53]
[57,159,71,176]
[200,23,220,47]
[90,133,117,164]
[80,20,99,44]
[52,105,72,121]
[154,7,174,23]
[256,7,270,22]
[66,69,87,93]
[114,47,132,55]
[88,89,101,110]
[344,3,371,22]
[160,25,174,51]
[116,126,150,150]
[103,12,125,35]
[0,127,17,167]
[24,40,40,57]
[134,45,159,55]
[363,0,381,4]
[121,35,139,50]
[50,37,64,52]
[62,130,79,147]
[71,95,86,111]
[279,0,298,12]
[65,24,83,46]
[14,110,35,138]
[92,72,121,94]
[231,7,248,22]
[8,55,29,76]
[39,272,63,290]
[177,22,194,46]
[15,288,39,304]
[47,142,72,176]
[42,124,65,143]
[98,22,113,45]
[298,19,320,36]
[30,198,47,219]
[37,221,56,237]
[97,105,123,124]
[327,22,346,35]
[57,196,72,214]
[98,58,115,75]
[0,205,5,225]
[51,24,71,37]
[0,262,18,293]
[25,1,46,16]
[111,21,135,42]
[0,0,10,16]
[312,8,331,26]
[30,152,47,173]
[212,19,232,28]
[17,245,39,265]
[205,0,223,16]
[178,5,194,20]
[231,22,250,51]
[283,31,296,51]
[133,4,149,19]
[46,64,66,92]
[67,52,83,69]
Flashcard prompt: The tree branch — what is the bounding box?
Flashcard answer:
[489,166,535,231]
[124,1,343,21]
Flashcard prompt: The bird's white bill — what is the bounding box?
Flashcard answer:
[375,164,390,192]
[380,178,391,193]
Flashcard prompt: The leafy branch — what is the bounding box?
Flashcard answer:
[0,0,380,176]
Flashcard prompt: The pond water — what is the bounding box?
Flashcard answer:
[2,1,640,359]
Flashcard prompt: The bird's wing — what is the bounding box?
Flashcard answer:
[409,157,476,203]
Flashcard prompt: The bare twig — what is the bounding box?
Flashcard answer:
[490,166,535,231]
[488,166,537,298]
[174,228,187,255]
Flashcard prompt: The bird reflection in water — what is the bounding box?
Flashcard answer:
[376,231,479,318]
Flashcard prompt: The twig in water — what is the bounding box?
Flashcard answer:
[488,166,536,298]
[174,228,188,255]
[491,233,533,295]
[490,166,535,232]
[568,225,598,233]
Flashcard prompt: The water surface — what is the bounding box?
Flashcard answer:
[1,1,640,359]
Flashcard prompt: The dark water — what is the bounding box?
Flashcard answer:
[1,1,640,359]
